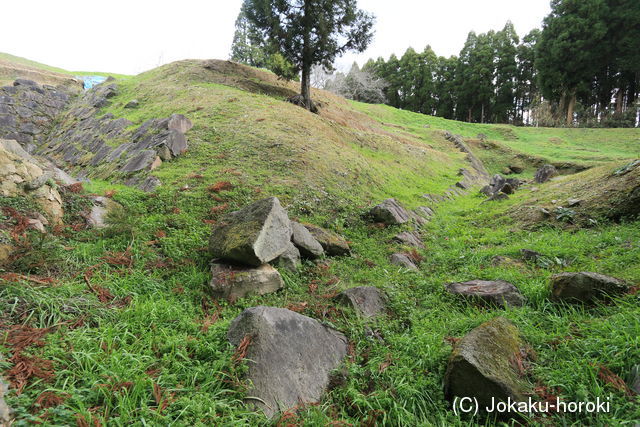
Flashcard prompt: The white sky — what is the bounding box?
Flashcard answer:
[0,0,550,76]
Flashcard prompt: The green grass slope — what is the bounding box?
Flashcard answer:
[1,59,639,426]
[354,103,640,176]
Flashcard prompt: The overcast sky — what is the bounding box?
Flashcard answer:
[1,0,550,76]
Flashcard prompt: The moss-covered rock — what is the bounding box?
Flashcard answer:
[302,223,350,256]
[550,272,629,303]
[209,197,292,266]
[444,317,532,413]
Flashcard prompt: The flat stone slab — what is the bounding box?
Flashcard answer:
[209,197,292,266]
[445,280,525,307]
[370,198,410,225]
[444,317,531,414]
[393,231,424,249]
[336,286,387,318]
[210,262,284,300]
[389,253,418,271]
[227,306,347,418]
[551,272,629,303]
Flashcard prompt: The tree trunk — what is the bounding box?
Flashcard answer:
[300,63,312,110]
[299,1,312,111]
[615,88,624,114]
[566,91,576,127]
[481,103,485,124]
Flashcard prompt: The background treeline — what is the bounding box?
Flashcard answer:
[357,0,640,127]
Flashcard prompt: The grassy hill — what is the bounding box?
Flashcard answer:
[1,59,639,425]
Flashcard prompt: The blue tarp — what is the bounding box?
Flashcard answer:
[78,75,107,90]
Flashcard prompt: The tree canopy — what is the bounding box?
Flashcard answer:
[242,0,375,110]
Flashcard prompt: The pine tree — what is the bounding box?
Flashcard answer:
[230,2,268,68]
[244,0,375,111]
[493,21,519,123]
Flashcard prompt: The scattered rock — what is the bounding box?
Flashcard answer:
[567,198,582,207]
[210,262,284,300]
[550,272,629,303]
[291,221,324,258]
[520,249,543,262]
[630,365,640,395]
[370,198,410,225]
[389,253,418,271]
[534,164,558,183]
[491,256,526,269]
[209,197,292,267]
[167,114,193,133]
[444,317,531,413]
[124,99,139,108]
[86,196,121,229]
[166,129,188,156]
[508,164,524,174]
[0,369,10,426]
[393,231,425,249]
[302,223,350,256]
[336,286,387,318]
[120,150,157,173]
[227,306,347,418]
[445,280,525,307]
[26,218,46,233]
[276,242,301,272]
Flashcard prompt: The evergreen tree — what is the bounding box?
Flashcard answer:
[493,21,519,123]
[244,0,375,110]
[536,0,609,125]
[230,2,268,68]
[434,56,457,119]
[515,29,539,124]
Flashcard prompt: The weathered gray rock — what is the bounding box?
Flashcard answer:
[124,99,139,109]
[210,197,292,266]
[389,253,418,271]
[276,242,301,272]
[508,164,524,174]
[120,150,157,173]
[550,272,629,303]
[227,306,348,418]
[520,249,543,262]
[534,164,558,183]
[370,198,410,225]
[302,223,350,256]
[86,196,121,229]
[24,171,53,190]
[444,317,531,412]
[166,129,187,156]
[630,365,640,395]
[168,114,193,133]
[393,231,424,249]
[445,280,525,307]
[0,370,10,426]
[210,262,284,299]
[336,286,387,318]
[291,221,324,258]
